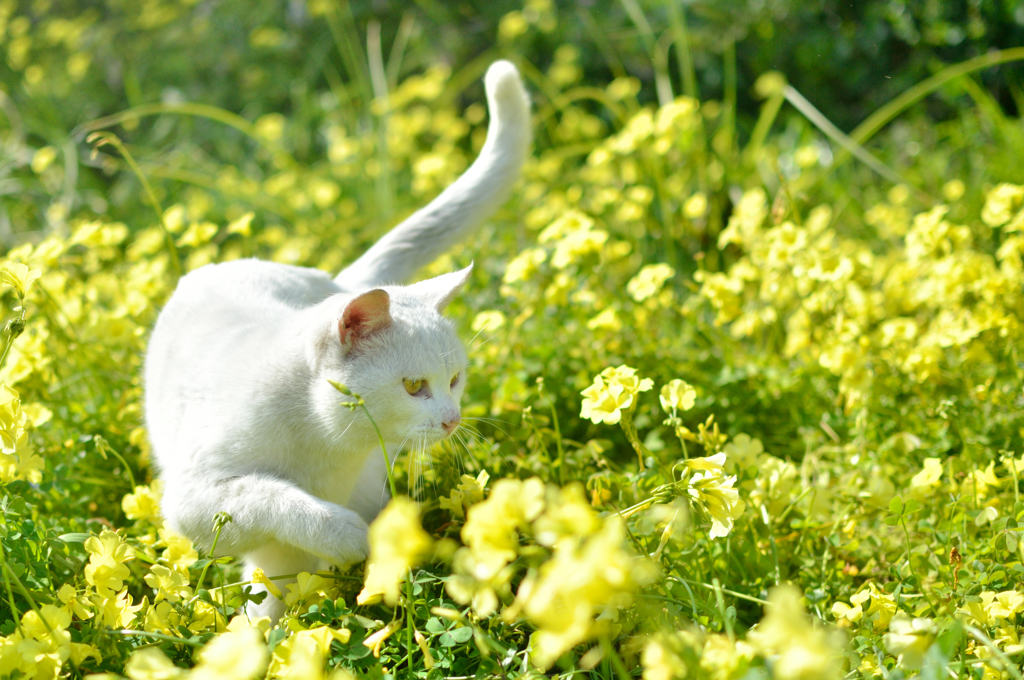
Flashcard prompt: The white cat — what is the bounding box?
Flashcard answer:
[143,61,530,620]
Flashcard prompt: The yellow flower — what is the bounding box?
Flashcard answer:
[438,470,489,519]
[981,183,1024,227]
[0,262,41,297]
[910,458,943,488]
[687,470,744,539]
[4,605,73,680]
[30,146,57,174]
[175,221,219,248]
[362,621,401,658]
[448,477,546,616]
[70,642,101,667]
[157,527,198,569]
[516,516,652,670]
[226,212,255,237]
[540,211,609,268]
[532,484,600,547]
[943,179,966,202]
[357,496,432,607]
[56,584,93,621]
[191,627,269,680]
[969,461,1001,499]
[883,614,935,671]
[580,374,633,425]
[93,588,144,628]
[580,365,653,425]
[143,565,191,604]
[84,530,134,597]
[641,635,688,680]
[986,590,1024,620]
[686,452,726,472]
[471,311,505,334]
[754,71,787,98]
[268,624,349,679]
[551,226,608,269]
[722,434,763,469]
[586,308,621,331]
[862,583,897,630]
[125,648,187,680]
[284,572,332,610]
[748,584,843,680]
[684,192,708,218]
[831,600,863,625]
[627,264,676,302]
[122,482,161,521]
[659,379,696,413]
[250,567,283,599]
[700,634,755,680]
[503,248,546,283]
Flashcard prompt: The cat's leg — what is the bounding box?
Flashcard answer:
[243,542,319,622]
[161,471,370,568]
[345,449,391,525]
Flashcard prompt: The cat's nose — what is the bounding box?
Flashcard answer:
[442,415,461,434]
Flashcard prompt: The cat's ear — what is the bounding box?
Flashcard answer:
[407,264,473,312]
[339,289,391,349]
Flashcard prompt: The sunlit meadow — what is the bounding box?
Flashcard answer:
[0,0,1022,679]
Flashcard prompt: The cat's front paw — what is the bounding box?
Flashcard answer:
[309,509,369,567]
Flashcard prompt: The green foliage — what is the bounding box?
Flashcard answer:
[0,1,1023,679]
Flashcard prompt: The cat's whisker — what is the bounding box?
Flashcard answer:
[463,324,490,351]
[463,416,512,425]
[450,429,471,477]
[424,441,438,498]
[470,332,500,353]
[379,435,411,504]
[463,416,516,441]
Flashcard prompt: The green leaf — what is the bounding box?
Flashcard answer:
[57,533,91,543]
[425,617,447,634]
[884,516,901,526]
[889,496,904,516]
[904,498,921,514]
[449,626,474,644]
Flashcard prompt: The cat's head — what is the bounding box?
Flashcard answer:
[309,266,472,449]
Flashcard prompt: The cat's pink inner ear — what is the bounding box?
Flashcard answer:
[339,289,391,346]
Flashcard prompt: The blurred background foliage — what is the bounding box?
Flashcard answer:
[3,0,1024,242]
[0,0,1022,676]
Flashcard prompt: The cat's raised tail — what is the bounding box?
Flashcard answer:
[334,60,531,289]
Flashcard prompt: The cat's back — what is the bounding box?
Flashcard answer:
[164,259,341,314]
[145,260,341,470]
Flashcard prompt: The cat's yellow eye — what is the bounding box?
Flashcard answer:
[450,374,459,388]
[404,378,424,395]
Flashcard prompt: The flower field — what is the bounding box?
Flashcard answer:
[0,1,1024,678]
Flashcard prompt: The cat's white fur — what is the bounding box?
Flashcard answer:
[143,61,530,620]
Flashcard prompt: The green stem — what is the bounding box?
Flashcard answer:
[782,86,930,202]
[667,576,769,605]
[538,379,566,485]
[966,626,1024,680]
[600,636,631,680]
[405,569,415,671]
[195,513,231,594]
[85,131,182,279]
[0,539,19,621]
[712,578,734,641]
[668,1,698,100]
[0,303,25,371]
[107,629,203,647]
[0,547,52,633]
[360,403,397,499]
[619,409,649,471]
